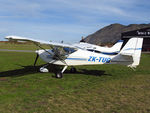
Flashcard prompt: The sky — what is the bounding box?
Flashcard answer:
[0,0,150,43]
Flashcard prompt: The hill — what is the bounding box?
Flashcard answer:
[84,23,150,45]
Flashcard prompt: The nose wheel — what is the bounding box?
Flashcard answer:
[39,63,50,73]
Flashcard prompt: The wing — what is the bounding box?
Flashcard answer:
[5,35,78,49]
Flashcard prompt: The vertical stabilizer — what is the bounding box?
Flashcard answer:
[120,37,143,67]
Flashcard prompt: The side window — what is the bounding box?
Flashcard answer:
[87,49,101,53]
[87,49,94,52]
[94,50,101,53]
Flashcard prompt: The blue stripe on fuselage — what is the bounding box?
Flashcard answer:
[66,58,87,61]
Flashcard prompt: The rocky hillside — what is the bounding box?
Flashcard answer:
[84,23,150,45]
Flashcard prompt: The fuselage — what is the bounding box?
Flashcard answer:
[37,49,117,66]
[36,41,124,66]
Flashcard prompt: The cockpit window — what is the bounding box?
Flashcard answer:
[63,47,77,54]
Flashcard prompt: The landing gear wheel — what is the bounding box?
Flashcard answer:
[55,72,63,78]
[70,67,76,73]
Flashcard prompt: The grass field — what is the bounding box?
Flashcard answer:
[0,44,150,112]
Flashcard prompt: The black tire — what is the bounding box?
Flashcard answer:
[70,67,76,73]
[55,72,63,78]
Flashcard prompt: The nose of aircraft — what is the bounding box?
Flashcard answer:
[35,49,54,63]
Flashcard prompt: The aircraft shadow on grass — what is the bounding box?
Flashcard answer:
[0,64,111,77]
[0,65,42,77]
[77,69,110,76]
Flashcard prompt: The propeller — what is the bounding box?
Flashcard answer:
[34,53,39,66]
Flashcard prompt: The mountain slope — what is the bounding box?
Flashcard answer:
[84,23,150,45]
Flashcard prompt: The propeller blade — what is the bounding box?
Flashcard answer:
[34,54,39,66]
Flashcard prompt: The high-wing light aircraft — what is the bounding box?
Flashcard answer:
[5,36,143,78]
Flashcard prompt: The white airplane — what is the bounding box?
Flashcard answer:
[5,36,143,78]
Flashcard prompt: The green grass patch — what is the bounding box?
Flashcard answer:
[0,51,150,113]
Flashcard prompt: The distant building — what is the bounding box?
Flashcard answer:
[121,27,150,51]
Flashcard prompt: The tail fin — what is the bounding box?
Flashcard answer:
[120,37,143,68]
[110,40,123,52]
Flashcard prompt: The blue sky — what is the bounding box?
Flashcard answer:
[0,0,150,42]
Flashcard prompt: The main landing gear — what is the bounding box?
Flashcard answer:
[70,67,76,73]
[55,66,77,78]
[39,64,77,78]
[55,66,68,78]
